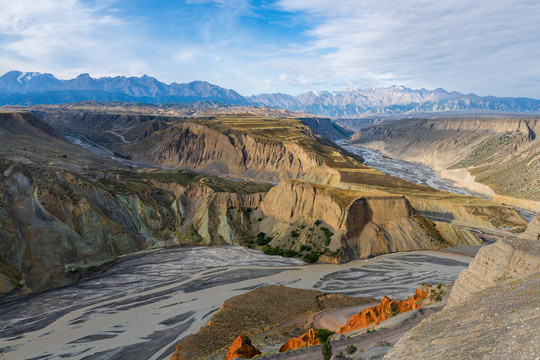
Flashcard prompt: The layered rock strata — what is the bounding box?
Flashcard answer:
[350,117,540,207]
[338,288,428,334]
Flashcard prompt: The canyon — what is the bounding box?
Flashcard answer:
[0,102,537,360]
[1,106,527,300]
[349,117,540,211]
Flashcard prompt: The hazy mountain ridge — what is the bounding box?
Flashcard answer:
[0,71,249,106]
[252,85,540,117]
[1,71,540,116]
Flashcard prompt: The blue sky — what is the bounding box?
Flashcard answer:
[1,0,539,97]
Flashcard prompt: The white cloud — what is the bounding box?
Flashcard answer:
[272,0,540,97]
[0,0,144,78]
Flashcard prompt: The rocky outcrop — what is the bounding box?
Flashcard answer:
[338,288,428,334]
[448,237,540,306]
[279,328,320,352]
[0,112,274,300]
[224,335,261,360]
[169,285,375,360]
[342,197,431,259]
[521,213,540,241]
[387,239,540,360]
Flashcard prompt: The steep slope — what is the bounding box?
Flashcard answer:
[1,109,529,299]
[0,112,275,298]
[258,180,500,262]
[35,108,359,185]
[35,107,528,247]
[448,237,540,305]
[386,237,540,360]
[350,117,540,209]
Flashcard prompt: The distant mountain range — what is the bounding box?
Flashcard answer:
[2,71,540,117]
[0,71,249,106]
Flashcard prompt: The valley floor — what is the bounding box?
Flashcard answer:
[0,247,471,360]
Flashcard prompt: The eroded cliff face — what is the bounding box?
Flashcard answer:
[258,180,483,261]
[342,197,433,260]
[124,122,341,185]
[0,159,269,299]
[448,237,540,306]
[351,117,540,208]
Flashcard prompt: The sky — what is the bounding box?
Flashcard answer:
[1,0,539,98]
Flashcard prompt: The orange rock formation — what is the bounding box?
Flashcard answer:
[279,328,321,352]
[224,335,262,360]
[339,288,428,334]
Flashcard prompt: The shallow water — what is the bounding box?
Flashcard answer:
[337,140,486,198]
[0,247,470,360]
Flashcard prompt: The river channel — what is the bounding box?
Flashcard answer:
[0,247,471,360]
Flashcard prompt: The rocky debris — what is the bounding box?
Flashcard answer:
[224,335,261,360]
[448,237,540,305]
[338,287,428,334]
[521,213,540,241]
[385,271,540,360]
[279,328,321,352]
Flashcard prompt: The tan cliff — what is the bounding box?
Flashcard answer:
[259,179,484,261]
[521,213,540,241]
[448,236,540,306]
[0,110,529,300]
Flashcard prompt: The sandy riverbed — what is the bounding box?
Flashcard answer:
[0,247,472,360]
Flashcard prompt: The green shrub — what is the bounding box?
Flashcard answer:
[256,232,272,246]
[322,339,332,360]
[315,329,335,343]
[390,301,400,316]
[320,227,334,246]
[346,344,357,354]
[303,251,320,263]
